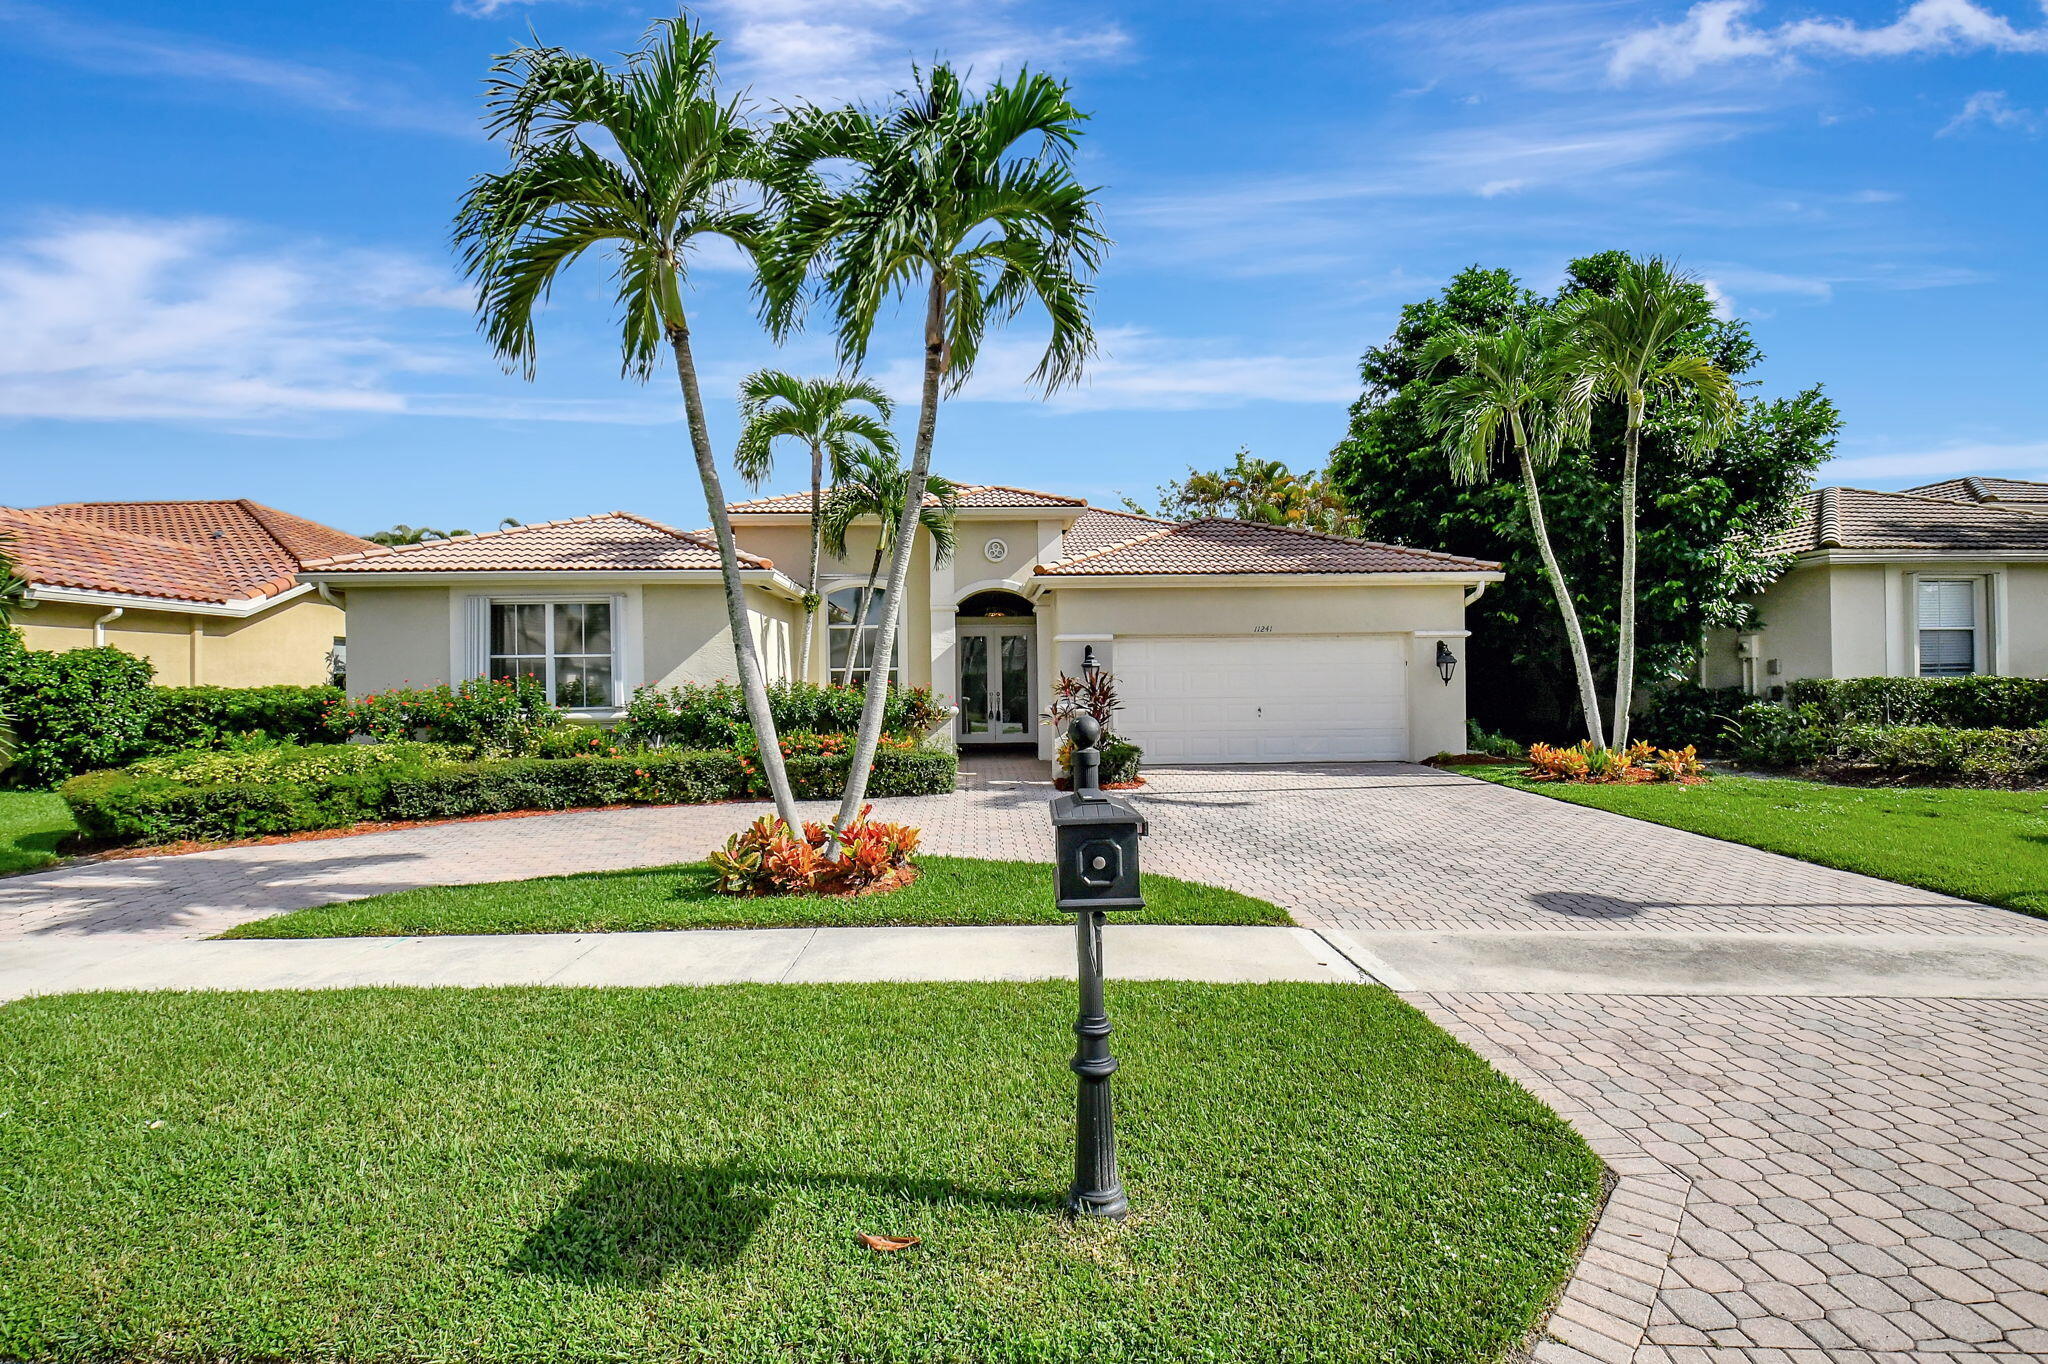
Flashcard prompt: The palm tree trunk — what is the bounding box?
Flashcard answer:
[800,439,824,682]
[840,542,884,688]
[667,318,802,829]
[1611,399,1643,750]
[1517,446,1606,748]
[831,275,947,838]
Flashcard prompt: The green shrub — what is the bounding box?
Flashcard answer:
[1101,739,1142,785]
[376,752,751,821]
[127,741,451,786]
[61,770,386,845]
[1634,683,1748,755]
[1787,676,2048,729]
[323,677,562,755]
[618,680,951,750]
[1464,719,1525,759]
[1827,724,2048,788]
[783,748,957,799]
[147,685,341,750]
[1724,701,1835,769]
[0,637,157,787]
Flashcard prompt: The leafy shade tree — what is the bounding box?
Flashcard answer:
[1137,448,1360,535]
[1555,256,1740,747]
[731,371,898,680]
[1328,256,1836,741]
[818,452,960,687]
[771,64,1107,836]
[453,16,802,829]
[1418,323,1606,747]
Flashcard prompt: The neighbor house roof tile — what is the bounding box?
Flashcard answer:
[1900,476,2048,507]
[1058,507,1175,557]
[1034,518,1502,577]
[303,513,774,573]
[1769,486,2048,556]
[727,483,1085,513]
[3,499,374,604]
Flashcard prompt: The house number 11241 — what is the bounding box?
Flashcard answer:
[1252,625,1273,633]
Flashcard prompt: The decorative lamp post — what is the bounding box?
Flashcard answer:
[1047,713,1148,1219]
[1435,639,1458,685]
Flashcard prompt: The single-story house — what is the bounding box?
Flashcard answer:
[303,488,1503,763]
[1703,480,2048,694]
[2,499,371,686]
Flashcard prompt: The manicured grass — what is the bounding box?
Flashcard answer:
[0,790,73,874]
[0,983,1601,1364]
[1458,765,2048,919]
[221,855,1291,938]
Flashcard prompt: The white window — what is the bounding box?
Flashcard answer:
[1915,578,1981,678]
[825,585,898,686]
[489,600,617,707]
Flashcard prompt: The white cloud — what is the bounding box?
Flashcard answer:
[1612,0,2048,80]
[1940,89,2045,135]
[0,1,472,136]
[873,327,1359,412]
[0,216,473,424]
[1825,440,2048,481]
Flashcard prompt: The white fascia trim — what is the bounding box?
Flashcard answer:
[25,583,312,618]
[1031,570,1506,590]
[301,568,804,599]
[1802,550,2048,566]
[1411,629,1473,638]
[1053,633,1115,642]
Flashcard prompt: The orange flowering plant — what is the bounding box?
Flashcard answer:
[1526,739,1704,785]
[707,805,922,896]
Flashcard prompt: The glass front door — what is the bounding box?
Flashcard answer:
[958,625,1034,744]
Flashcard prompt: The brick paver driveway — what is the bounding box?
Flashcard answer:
[4,757,2045,1361]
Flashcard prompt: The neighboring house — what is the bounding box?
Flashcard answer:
[1703,480,2048,694]
[305,487,1503,763]
[2,500,372,686]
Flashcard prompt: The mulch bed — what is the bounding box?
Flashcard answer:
[63,803,687,864]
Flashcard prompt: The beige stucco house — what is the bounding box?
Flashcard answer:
[3,500,370,686]
[1703,481,2048,695]
[304,488,1503,763]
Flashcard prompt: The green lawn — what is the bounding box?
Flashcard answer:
[0,790,73,875]
[221,855,1290,938]
[1459,765,2048,919]
[0,983,1600,1364]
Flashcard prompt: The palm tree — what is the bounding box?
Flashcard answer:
[453,15,802,829]
[365,524,473,545]
[731,371,898,681]
[768,64,1107,833]
[818,452,960,687]
[0,532,26,626]
[1555,256,1739,748]
[1420,323,1606,747]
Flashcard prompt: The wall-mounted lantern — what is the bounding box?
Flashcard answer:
[1435,639,1458,686]
[1081,644,1101,683]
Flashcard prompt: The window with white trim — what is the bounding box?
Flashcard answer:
[489,600,617,707]
[825,585,898,686]
[1915,578,1980,677]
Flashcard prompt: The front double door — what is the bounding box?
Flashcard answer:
[958,623,1035,745]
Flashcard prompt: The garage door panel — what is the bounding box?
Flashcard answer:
[1115,635,1409,764]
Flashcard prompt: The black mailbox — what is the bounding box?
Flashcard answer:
[1050,715,1147,911]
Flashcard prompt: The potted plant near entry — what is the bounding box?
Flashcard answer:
[1044,666,1144,789]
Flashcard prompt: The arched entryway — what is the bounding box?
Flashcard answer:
[955,589,1035,747]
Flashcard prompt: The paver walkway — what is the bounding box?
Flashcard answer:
[4,756,2045,1362]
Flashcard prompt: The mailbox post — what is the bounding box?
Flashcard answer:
[1048,714,1148,1219]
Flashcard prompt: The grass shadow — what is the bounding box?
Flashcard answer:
[508,1153,1059,1285]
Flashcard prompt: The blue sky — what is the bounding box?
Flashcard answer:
[2,0,2044,536]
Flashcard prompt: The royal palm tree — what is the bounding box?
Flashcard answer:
[1420,323,1606,747]
[768,64,1107,833]
[453,15,801,828]
[731,371,898,681]
[1555,256,1739,748]
[818,452,960,687]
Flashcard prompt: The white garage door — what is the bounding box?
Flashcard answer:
[1114,635,1408,763]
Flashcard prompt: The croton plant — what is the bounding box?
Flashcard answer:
[708,805,922,896]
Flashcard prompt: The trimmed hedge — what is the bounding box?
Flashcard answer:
[618,680,951,749]
[149,686,341,750]
[61,747,959,848]
[1787,676,2048,729]
[1828,724,2048,789]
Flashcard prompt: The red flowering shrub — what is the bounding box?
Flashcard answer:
[707,805,922,896]
[1526,740,1705,785]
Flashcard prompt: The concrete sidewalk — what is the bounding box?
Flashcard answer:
[0,924,1361,1001]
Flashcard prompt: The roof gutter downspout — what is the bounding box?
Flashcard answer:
[1462,581,1489,607]
[93,605,124,645]
[315,582,342,609]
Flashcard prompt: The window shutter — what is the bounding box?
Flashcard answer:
[610,593,628,705]
[463,595,489,679]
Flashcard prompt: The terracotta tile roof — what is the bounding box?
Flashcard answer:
[728,483,1085,513]
[1900,476,2048,507]
[303,512,775,573]
[1034,518,1503,577]
[1059,507,1175,557]
[1769,487,2048,556]
[2,499,374,604]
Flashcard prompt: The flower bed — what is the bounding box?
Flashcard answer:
[1525,740,1705,784]
[60,744,957,849]
[708,807,922,897]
